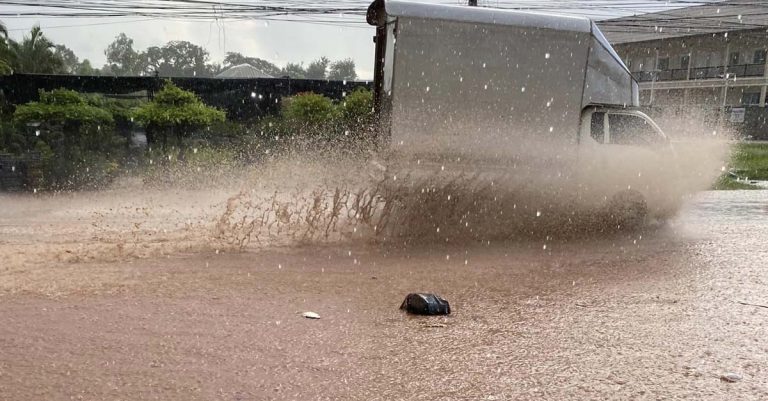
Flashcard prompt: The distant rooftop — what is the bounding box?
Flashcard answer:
[597,0,768,44]
[216,63,273,79]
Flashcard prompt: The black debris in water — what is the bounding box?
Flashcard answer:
[400,293,451,316]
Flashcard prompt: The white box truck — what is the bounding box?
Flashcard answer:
[366,0,676,224]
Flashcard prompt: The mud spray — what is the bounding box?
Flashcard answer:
[0,112,729,274]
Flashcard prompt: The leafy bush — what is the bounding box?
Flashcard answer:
[83,94,145,128]
[14,89,113,127]
[11,88,125,189]
[338,87,373,124]
[282,92,337,125]
[133,81,225,149]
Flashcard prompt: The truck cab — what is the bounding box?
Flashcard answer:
[582,107,668,148]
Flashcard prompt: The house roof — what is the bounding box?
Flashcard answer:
[597,0,768,44]
[215,63,273,79]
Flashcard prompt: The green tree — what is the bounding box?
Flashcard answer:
[54,44,79,74]
[13,89,123,189]
[328,58,357,81]
[76,59,99,75]
[142,41,217,77]
[282,92,336,125]
[339,88,373,124]
[281,62,306,78]
[0,20,11,75]
[133,81,225,149]
[8,26,64,74]
[223,52,281,77]
[104,33,144,76]
[305,57,330,79]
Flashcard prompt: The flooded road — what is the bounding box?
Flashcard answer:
[0,189,766,400]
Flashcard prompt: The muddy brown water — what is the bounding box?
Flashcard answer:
[0,189,766,400]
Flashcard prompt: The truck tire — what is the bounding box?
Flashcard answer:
[607,189,647,231]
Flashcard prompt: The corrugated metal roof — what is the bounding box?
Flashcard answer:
[597,0,768,44]
[216,64,274,79]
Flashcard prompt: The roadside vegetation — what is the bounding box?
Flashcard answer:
[713,143,768,190]
[0,82,374,191]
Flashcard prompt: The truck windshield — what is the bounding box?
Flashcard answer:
[608,114,664,146]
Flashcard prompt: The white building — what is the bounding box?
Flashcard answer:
[597,0,768,137]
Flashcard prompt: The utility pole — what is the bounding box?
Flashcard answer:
[468,0,477,6]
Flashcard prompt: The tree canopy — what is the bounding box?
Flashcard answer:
[223,52,281,77]
[328,58,358,81]
[133,81,225,130]
[143,41,218,77]
[0,20,11,75]
[8,26,64,74]
[104,33,144,76]
[1,29,360,80]
[305,57,330,79]
[14,88,113,127]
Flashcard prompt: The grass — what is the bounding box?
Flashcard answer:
[712,174,761,190]
[713,142,768,190]
[731,143,768,180]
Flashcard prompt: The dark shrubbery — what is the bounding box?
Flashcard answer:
[277,88,374,150]
[11,88,125,189]
[0,86,375,191]
[133,81,226,150]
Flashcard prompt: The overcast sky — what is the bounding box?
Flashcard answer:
[3,10,377,78]
[1,0,699,79]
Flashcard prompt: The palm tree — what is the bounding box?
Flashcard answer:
[8,25,63,74]
[0,21,12,75]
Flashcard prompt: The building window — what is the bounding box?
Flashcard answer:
[729,52,741,66]
[680,55,690,70]
[742,92,761,106]
[754,50,767,64]
[657,57,669,71]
